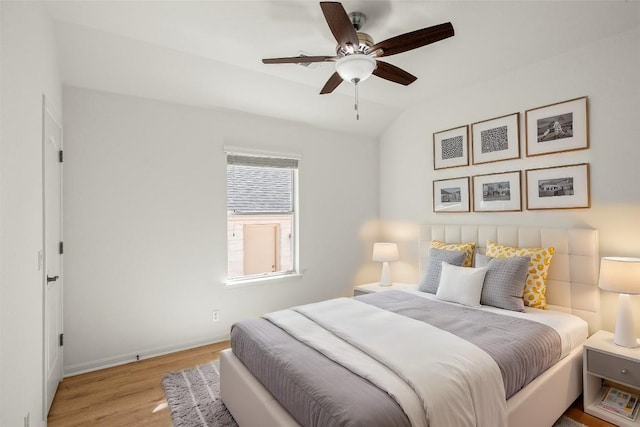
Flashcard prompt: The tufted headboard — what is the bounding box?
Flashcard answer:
[419,224,600,335]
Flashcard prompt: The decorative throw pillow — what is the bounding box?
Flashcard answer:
[430,240,476,267]
[435,262,488,307]
[475,254,530,312]
[419,247,467,294]
[485,241,555,309]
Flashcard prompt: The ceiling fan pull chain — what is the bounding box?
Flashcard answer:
[354,79,360,120]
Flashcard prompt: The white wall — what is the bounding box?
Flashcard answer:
[1,3,4,423]
[379,25,640,332]
[0,2,62,426]
[62,87,380,374]
[1,4,4,422]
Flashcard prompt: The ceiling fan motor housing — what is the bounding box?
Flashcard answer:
[336,31,374,56]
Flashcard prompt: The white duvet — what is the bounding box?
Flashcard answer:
[265,297,507,427]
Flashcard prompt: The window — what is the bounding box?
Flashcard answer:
[226,152,298,281]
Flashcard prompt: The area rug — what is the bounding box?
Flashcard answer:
[162,360,237,427]
[553,415,587,427]
[163,360,585,427]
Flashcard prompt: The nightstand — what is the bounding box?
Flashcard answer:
[353,282,418,297]
[584,330,640,426]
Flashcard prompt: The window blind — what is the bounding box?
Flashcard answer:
[227,155,298,169]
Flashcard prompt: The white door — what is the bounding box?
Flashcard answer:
[43,97,63,414]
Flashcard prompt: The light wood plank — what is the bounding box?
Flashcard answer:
[48,341,229,426]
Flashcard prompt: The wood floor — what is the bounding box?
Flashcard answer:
[47,341,229,426]
[48,341,615,427]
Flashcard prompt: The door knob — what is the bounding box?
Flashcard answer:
[47,275,59,283]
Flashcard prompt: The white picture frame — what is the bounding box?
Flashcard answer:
[472,171,522,212]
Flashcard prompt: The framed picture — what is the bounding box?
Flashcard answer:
[472,171,522,212]
[525,96,588,156]
[433,125,469,170]
[433,177,470,213]
[525,163,590,210]
[471,113,520,165]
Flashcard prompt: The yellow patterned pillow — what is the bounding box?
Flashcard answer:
[485,241,555,309]
[430,240,476,267]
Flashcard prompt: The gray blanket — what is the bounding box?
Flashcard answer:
[231,317,411,427]
[357,290,562,398]
[230,291,562,427]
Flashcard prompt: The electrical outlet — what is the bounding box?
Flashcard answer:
[212,310,220,322]
[24,412,29,427]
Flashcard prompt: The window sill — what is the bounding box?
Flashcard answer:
[224,273,303,288]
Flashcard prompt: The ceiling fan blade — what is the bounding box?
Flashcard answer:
[262,55,337,64]
[370,22,454,58]
[320,2,359,50]
[373,61,417,86]
[320,72,343,94]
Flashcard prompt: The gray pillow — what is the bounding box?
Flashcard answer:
[475,254,530,312]
[419,247,467,293]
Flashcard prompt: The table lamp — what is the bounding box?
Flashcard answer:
[598,257,640,347]
[372,243,399,287]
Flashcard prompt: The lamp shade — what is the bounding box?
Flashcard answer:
[599,257,640,294]
[372,243,399,262]
[335,54,376,83]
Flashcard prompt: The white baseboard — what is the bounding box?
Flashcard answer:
[63,333,230,377]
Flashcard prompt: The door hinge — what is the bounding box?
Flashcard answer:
[59,241,64,255]
[59,150,64,163]
[59,333,64,347]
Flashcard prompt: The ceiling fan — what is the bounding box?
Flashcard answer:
[262,1,455,113]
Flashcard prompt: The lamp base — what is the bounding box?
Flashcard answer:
[379,261,392,287]
[614,293,638,348]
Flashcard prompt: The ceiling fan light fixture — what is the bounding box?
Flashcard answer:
[335,54,376,84]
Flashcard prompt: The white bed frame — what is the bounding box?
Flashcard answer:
[221,225,600,427]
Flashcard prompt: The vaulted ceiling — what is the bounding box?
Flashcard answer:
[45,1,639,138]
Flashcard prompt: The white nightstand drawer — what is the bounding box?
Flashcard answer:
[587,349,640,388]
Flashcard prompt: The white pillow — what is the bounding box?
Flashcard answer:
[435,261,488,307]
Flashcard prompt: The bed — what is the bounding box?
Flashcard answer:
[220,225,600,427]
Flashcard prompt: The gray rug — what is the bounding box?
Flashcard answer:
[553,415,587,427]
[163,361,584,427]
[162,360,238,427]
